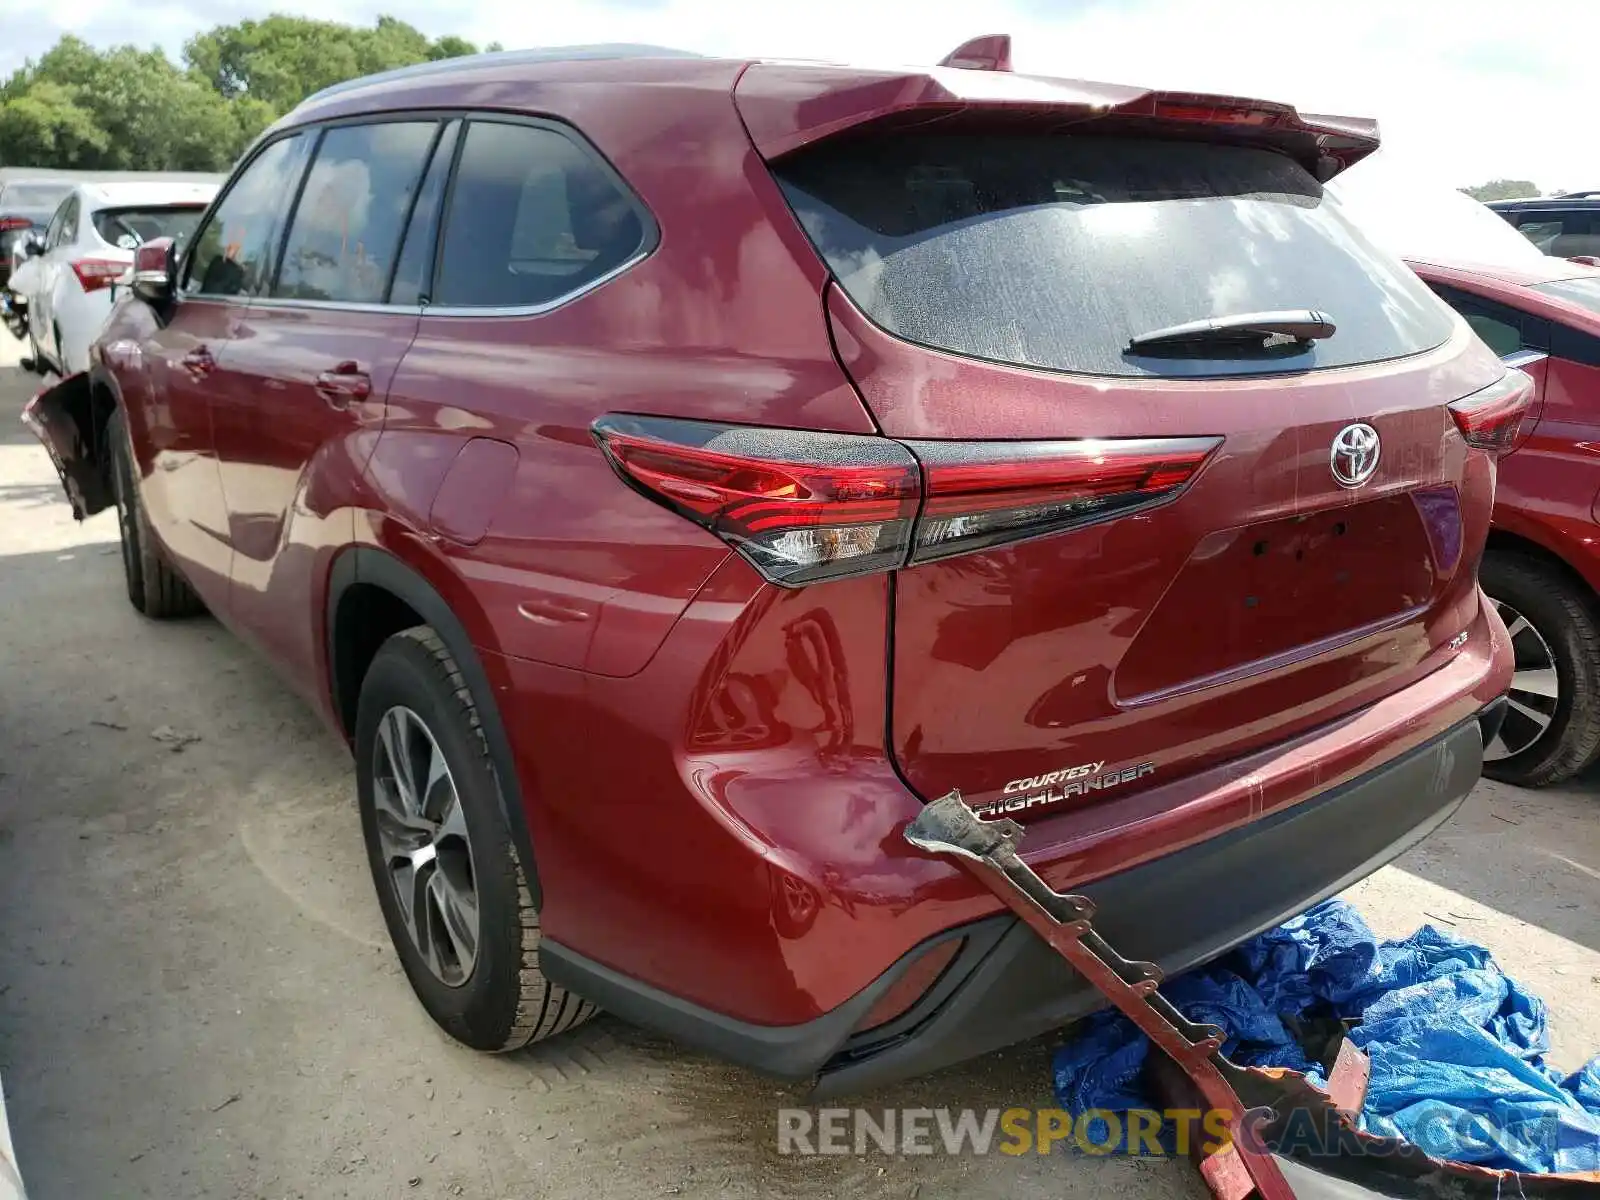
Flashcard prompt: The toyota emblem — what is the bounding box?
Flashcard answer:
[1330,423,1381,488]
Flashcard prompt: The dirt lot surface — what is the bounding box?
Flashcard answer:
[0,332,1595,1200]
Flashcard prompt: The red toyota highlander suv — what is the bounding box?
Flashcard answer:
[26,44,1515,1094]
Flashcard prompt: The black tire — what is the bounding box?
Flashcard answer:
[355,626,595,1051]
[1480,552,1600,787]
[107,410,204,618]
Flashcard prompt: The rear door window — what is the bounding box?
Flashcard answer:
[185,135,312,298]
[1516,219,1566,253]
[775,134,1456,378]
[431,120,651,309]
[43,199,69,249]
[273,120,439,304]
[1533,276,1600,318]
[1428,283,1550,359]
[1545,213,1600,260]
[58,196,79,246]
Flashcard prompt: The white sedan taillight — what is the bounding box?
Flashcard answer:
[71,259,128,293]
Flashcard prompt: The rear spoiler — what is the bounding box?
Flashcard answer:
[734,37,1378,181]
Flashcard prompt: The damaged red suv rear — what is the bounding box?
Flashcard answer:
[25,44,1513,1093]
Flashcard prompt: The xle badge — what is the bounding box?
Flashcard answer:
[973,760,1157,819]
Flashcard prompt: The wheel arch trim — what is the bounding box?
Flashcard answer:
[326,545,544,908]
[1486,521,1600,599]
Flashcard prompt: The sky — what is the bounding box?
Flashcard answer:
[2,0,1595,192]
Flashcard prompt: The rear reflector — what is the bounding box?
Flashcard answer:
[594,415,1220,586]
[70,259,128,293]
[1448,369,1535,455]
[852,938,964,1034]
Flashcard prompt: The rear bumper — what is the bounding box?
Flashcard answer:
[544,702,1499,1094]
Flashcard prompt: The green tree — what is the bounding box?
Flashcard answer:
[0,17,486,171]
[0,37,246,170]
[1461,179,1541,202]
[0,80,109,166]
[182,15,484,113]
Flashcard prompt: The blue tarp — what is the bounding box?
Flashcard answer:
[1051,899,1600,1174]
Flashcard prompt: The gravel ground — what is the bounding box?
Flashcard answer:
[0,332,1594,1200]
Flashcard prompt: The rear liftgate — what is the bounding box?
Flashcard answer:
[904,791,1600,1200]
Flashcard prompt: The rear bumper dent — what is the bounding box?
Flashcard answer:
[545,705,1493,1095]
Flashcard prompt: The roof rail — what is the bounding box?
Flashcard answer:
[302,44,701,105]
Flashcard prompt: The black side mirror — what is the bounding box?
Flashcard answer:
[23,233,45,258]
[129,237,176,306]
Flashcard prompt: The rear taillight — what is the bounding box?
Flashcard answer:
[1448,369,1535,456]
[907,437,1221,564]
[594,415,1220,586]
[70,259,127,293]
[593,416,920,585]
[0,216,31,232]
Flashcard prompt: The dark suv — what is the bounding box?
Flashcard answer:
[27,44,1514,1094]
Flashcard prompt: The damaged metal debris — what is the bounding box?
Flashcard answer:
[20,373,112,521]
[904,791,1600,1200]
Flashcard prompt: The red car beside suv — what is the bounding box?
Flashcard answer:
[1412,257,1600,785]
[26,45,1514,1094]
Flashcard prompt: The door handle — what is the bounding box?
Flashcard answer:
[181,347,215,379]
[314,363,372,410]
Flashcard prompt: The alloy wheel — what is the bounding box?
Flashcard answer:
[371,705,480,987]
[1483,596,1560,761]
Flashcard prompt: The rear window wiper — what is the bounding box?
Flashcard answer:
[1126,310,1336,354]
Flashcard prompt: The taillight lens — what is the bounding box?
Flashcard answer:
[593,415,920,585]
[906,437,1222,564]
[71,259,128,293]
[0,216,32,232]
[595,415,1221,587]
[1448,369,1535,455]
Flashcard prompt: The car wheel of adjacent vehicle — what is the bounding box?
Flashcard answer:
[355,626,595,1051]
[107,410,205,618]
[1480,553,1600,787]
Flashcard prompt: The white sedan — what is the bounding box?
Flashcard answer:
[11,179,217,376]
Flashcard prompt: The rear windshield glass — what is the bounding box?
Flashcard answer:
[1533,276,1600,318]
[775,135,1455,378]
[2,183,72,211]
[93,205,206,249]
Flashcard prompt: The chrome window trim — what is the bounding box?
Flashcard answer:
[421,246,653,318]
[172,291,251,307]
[1502,348,1549,370]
[243,296,426,317]
[180,244,650,318]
